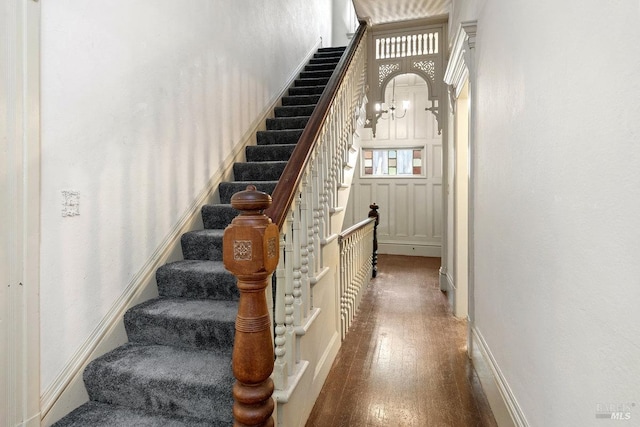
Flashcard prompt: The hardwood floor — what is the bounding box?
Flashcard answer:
[306,255,497,427]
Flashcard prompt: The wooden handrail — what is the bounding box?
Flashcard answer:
[264,23,367,229]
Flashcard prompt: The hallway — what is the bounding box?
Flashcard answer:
[306,255,497,427]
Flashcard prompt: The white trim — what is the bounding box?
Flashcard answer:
[40,48,318,424]
[378,242,441,257]
[438,266,448,291]
[272,361,310,404]
[1,1,41,426]
[295,307,321,336]
[444,19,477,352]
[446,272,456,291]
[321,233,339,245]
[470,326,529,427]
[309,266,330,285]
[444,21,477,93]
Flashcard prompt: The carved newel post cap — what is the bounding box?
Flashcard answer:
[223,185,279,276]
[369,202,379,211]
[230,185,272,213]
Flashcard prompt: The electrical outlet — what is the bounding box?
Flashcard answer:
[62,190,80,217]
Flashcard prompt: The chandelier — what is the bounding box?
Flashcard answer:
[374,78,410,120]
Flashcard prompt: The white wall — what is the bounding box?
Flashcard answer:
[40,0,332,395]
[453,0,640,425]
[332,0,357,47]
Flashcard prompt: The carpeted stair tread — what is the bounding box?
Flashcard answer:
[52,401,221,427]
[256,129,303,145]
[156,260,238,301]
[246,144,296,162]
[316,47,346,55]
[281,94,322,105]
[181,229,224,261]
[288,86,326,96]
[266,116,310,130]
[304,62,338,71]
[83,343,234,422]
[294,77,330,87]
[309,57,339,65]
[124,297,236,351]
[201,204,239,229]
[233,161,287,181]
[219,181,278,204]
[275,104,317,117]
[299,70,333,79]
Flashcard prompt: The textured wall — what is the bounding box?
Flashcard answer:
[40,0,332,392]
[453,0,640,425]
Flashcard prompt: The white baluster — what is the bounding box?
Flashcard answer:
[284,212,296,366]
[273,231,288,389]
[292,202,303,327]
[299,172,311,318]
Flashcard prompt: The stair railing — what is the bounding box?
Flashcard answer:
[265,23,368,397]
[338,203,379,339]
[224,23,368,426]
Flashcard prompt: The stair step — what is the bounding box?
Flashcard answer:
[294,77,330,87]
[124,297,236,351]
[256,129,302,145]
[51,401,218,427]
[281,94,321,106]
[83,343,234,423]
[309,57,339,65]
[234,161,287,181]
[317,46,346,53]
[275,104,316,117]
[218,181,278,204]
[288,86,325,96]
[314,50,343,57]
[181,229,224,261]
[246,144,296,162]
[300,70,334,79]
[201,204,239,229]
[156,260,238,301]
[266,116,310,130]
[304,62,338,71]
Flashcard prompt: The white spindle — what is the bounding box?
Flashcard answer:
[273,230,288,389]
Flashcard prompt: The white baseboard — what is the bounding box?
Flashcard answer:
[470,326,529,427]
[379,243,442,257]
[40,46,321,426]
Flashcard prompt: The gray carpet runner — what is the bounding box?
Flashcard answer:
[52,46,345,427]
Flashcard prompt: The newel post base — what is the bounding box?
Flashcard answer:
[223,186,279,427]
[368,203,379,278]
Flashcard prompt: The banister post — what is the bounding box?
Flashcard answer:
[223,185,279,427]
[368,203,379,278]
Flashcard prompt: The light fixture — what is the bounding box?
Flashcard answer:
[375,78,410,121]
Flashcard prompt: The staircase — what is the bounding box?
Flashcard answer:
[52,46,346,427]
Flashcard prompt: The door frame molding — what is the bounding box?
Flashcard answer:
[2,0,41,425]
[444,20,477,347]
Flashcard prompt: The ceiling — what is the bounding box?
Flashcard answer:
[351,0,451,26]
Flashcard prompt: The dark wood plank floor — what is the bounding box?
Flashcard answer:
[306,255,497,427]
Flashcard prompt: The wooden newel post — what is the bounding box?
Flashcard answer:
[223,185,279,427]
[368,203,379,278]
